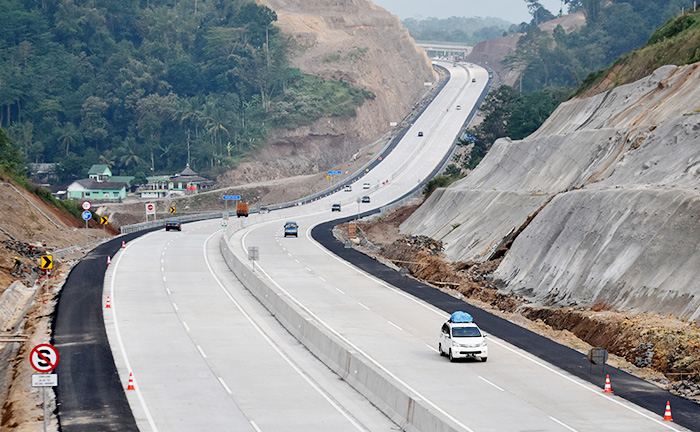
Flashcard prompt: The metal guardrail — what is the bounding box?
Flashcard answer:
[121,62,491,233]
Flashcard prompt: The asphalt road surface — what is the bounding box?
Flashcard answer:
[52,60,699,431]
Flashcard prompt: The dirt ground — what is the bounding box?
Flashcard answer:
[0,180,112,431]
[343,203,700,402]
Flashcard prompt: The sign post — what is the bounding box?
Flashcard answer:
[81,210,92,243]
[222,195,241,214]
[81,201,91,243]
[30,344,59,432]
[100,216,108,237]
[145,203,156,221]
[248,246,259,272]
[328,170,342,186]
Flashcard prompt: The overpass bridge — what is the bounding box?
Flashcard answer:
[416,41,472,60]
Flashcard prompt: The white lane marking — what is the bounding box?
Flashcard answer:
[166,288,171,295]
[204,232,366,431]
[305,267,312,272]
[387,321,403,331]
[161,267,164,272]
[302,225,683,431]
[427,345,439,353]
[197,345,207,358]
[240,235,475,432]
[487,337,681,430]
[478,376,505,392]
[294,258,300,263]
[217,377,232,394]
[549,416,579,432]
[336,288,345,295]
[287,252,292,257]
[318,276,326,282]
[110,236,159,432]
[172,303,179,311]
[182,321,190,332]
[250,421,263,432]
[162,276,166,283]
[358,302,370,310]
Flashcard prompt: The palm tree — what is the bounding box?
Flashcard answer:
[58,123,78,156]
[118,138,144,170]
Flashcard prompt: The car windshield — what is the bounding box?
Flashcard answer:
[285,222,297,228]
[452,327,481,337]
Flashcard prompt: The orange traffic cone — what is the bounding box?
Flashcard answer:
[127,372,135,390]
[105,296,111,309]
[602,374,613,393]
[663,401,673,421]
[107,255,111,264]
[121,240,126,248]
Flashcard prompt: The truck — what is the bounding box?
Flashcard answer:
[236,202,249,217]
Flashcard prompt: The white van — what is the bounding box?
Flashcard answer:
[363,182,370,189]
[438,319,488,362]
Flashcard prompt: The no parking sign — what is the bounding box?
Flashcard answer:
[30,344,59,373]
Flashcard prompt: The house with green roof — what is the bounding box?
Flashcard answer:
[138,164,213,198]
[66,164,135,201]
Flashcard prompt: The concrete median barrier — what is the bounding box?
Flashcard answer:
[220,220,463,432]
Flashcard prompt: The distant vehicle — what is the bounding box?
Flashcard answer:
[456,105,461,110]
[438,312,488,362]
[471,78,476,83]
[361,196,370,203]
[331,203,341,212]
[284,221,298,237]
[344,185,352,192]
[237,202,249,217]
[363,182,371,189]
[165,220,181,231]
[418,131,423,137]
[259,207,270,214]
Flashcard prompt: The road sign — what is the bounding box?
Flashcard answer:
[32,374,58,387]
[81,210,92,220]
[40,255,53,270]
[30,344,59,373]
[169,206,176,213]
[100,216,108,225]
[222,195,241,200]
[588,347,609,365]
[328,170,342,175]
[81,201,91,211]
[145,203,155,214]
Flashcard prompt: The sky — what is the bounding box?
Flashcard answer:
[369,0,567,24]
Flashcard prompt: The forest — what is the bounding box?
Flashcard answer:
[0,0,373,185]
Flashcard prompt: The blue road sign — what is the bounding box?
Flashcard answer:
[82,210,92,220]
[328,170,342,175]
[222,195,241,200]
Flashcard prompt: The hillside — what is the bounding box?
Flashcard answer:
[401,58,700,329]
[579,8,700,97]
[218,0,436,185]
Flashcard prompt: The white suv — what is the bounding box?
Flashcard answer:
[439,320,488,362]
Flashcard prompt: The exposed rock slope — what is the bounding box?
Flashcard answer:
[221,0,436,184]
[400,63,700,322]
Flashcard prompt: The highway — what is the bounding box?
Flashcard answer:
[97,61,696,431]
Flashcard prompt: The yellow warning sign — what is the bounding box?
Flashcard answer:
[100,216,109,225]
[169,206,176,213]
[41,255,53,270]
